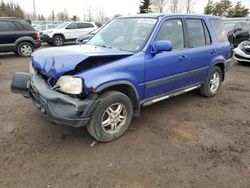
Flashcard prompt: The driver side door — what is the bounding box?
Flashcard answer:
[144,18,192,99]
[64,23,78,39]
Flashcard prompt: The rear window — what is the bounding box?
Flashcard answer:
[19,20,35,31]
[186,19,211,47]
[78,23,94,29]
[0,21,17,32]
[242,22,249,31]
[209,19,228,42]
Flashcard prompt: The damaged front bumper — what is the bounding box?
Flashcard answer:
[234,47,250,63]
[11,73,97,127]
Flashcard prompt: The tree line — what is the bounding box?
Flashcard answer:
[139,0,199,14]
[204,0,248,17]
[0,0,24,18]
[0,0,248,21]
[139,0,249,17]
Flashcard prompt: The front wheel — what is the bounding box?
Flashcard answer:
[199,66,222,97]
[87,91,133,142]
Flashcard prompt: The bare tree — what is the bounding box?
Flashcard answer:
[169,0,183,13]
[57,9,69,21]
[51,10,55,21]
[86,5,93,22]
[97,8,105,22]
[152,0,167,13]
[184,0,196,13]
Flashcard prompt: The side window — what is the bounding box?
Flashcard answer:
[78,23,94,29]
[14,22,25,30]
[186,19,207,48]
[242,22,248,31]
[0,21,17,32]
[203,21,212,45]
[235,22,243,30]
[66,23,77,29]
[209,19,228,42]
[156,19,184,50]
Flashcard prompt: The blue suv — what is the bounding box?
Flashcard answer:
[11,14,232,142]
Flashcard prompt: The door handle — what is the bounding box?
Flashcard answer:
[179,55,188,61]
[210,49,217,54]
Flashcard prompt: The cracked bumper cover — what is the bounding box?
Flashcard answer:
[11,72,96,127]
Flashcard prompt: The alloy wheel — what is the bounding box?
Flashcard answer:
[101,103,127,134]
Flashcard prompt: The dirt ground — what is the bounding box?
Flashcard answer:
[0,50,250,188]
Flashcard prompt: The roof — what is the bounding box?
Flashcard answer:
[119,13,221,19]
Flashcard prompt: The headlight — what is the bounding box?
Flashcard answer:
[29,61,35,74]
[55,76,83,95]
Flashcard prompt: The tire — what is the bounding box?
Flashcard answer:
[52,35,64,46]
[87,91,133,142]
[199,66,222,98]
[17,42,34,57]
[47,41,53,45]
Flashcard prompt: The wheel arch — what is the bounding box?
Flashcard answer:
[213,61,225,81]
[52,33,66,40]
[96,81,140,118]
[15,37,35,51]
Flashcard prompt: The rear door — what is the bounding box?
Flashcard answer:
[64,23,78,39]
[0,20,19,51]
[76,22,96,37]
[182,18,214,84]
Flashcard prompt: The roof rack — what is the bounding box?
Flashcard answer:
[0,17,19,19]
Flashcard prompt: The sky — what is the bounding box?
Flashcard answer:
[5,0,250,19]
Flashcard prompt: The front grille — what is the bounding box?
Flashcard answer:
[37,72,57,87]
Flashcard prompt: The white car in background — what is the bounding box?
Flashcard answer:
[234,40,250,64]
[42,21,99,46]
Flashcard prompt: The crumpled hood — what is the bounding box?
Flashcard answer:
[32,45,133,79]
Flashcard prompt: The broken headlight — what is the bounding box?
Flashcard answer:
[54,76,83,95]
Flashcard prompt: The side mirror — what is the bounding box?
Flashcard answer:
[151,40,173,54]
[235,27,242,33]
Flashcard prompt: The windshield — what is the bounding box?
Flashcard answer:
[223,21,236,31]
[56,22,70,29]
[87,18,157,52]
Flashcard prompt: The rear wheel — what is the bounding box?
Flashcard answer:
[17,42,34,57]
[199,66,222,97]
[52,35,64,46]
[87,91,133,142]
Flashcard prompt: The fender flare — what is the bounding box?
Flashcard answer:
[95,80,140,100]
[52,33,66,40]
[15,36,36,49]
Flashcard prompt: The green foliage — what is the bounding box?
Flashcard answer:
[229,1,249,17]
[139,0,152,13]
[204,0,249,17]
[204,0,214,14]
[0,0,24,18]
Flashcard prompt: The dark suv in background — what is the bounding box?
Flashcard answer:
[0,17,41,56]
[224,20,250,47]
